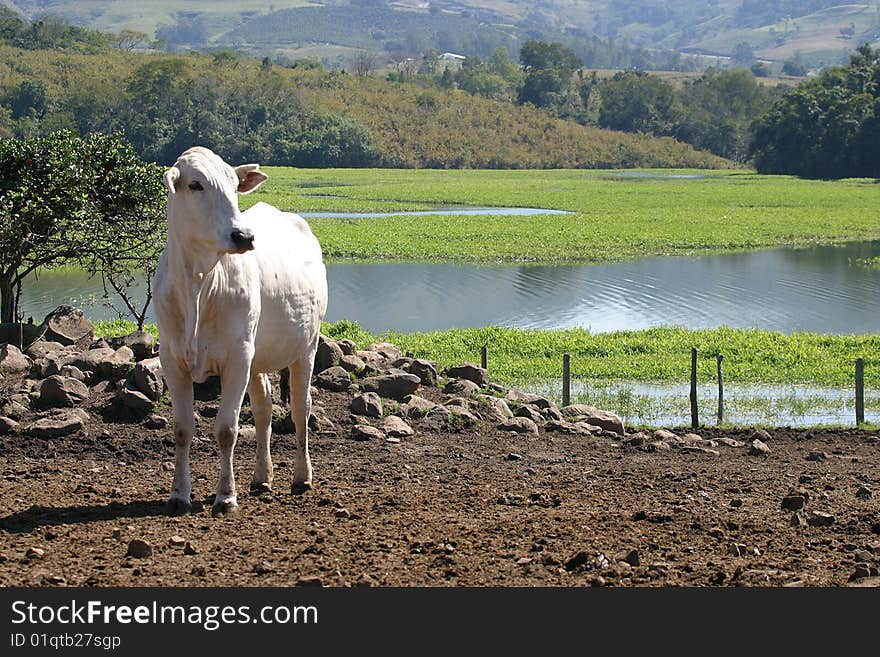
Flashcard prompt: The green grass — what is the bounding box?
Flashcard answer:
[244,168,880,264]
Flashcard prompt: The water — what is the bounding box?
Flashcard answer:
[17,241,880,334]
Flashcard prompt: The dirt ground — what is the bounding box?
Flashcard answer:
[1,379,878,588]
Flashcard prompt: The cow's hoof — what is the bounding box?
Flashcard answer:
[250,481,272,496]
[165,497,192,516]
[211,498,240,517]
[291,481,312,495]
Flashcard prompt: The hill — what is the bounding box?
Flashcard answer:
[3,0,879,68]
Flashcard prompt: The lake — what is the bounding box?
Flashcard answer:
[17,241,880,335]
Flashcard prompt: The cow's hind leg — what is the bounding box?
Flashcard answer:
[164,365,194,516]
[248,372,274,494]
[212,357,252,516]
[289,341,318,493]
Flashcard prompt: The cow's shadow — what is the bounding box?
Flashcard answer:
[0,500,168,533]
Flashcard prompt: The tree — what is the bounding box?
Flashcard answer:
[598,71,677,135]
[516,40,583,113]
[0,131,166,324]
[351,50,377,76]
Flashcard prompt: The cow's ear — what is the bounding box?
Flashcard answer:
[163,166,180,195]
[235,164,268,194]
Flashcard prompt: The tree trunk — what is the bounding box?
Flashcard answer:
[0,274,15,324]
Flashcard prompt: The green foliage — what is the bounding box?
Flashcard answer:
[598,71,678,135]
[751,44,880,178]
[0,130,165,323]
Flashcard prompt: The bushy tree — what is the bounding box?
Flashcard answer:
[0,131,166,324]
[598,71,677,135]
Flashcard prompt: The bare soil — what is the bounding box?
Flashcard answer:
[1,379,879,588]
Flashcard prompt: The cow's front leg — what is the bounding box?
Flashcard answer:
[164,365,194,516]
[212,356,252,516]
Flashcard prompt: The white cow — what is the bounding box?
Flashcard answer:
[154,146,328,516]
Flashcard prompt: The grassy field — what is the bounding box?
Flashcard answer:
[242,168,880,264]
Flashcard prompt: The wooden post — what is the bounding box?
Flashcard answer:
[481,345,488,371]
[690,347,698,429]
[716,354,724,424]
[562,353,571,408]
[855,358,865,426]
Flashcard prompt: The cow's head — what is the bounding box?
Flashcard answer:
[163,146,268,255]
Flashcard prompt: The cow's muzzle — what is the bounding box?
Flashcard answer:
[230,228,255,252]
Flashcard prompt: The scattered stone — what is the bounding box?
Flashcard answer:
[748,439,772,456]
[400,394,438,419]
[850,564,873,581]
[40,305,94,348]
[625,432,647,447]
[144,414,168,430]
[118,383,155,412]
[71,346,134,380]
[126,539,153,558]
[183,542,198,556]
[169,535,186,548]
[653,429,678,441]
[0,344,30,373]
[367,342,403,360]
[446,363,489,387]
[781,491,809,511]
[791,511,808,527]
[119,331,155,361]
[58,364,88,383]
[25,547,45,560]
[545,420,592,436]
[682,433,704,443]
[623,549,640,567]
[715,437,744,448]
[514,405,544,425]
[0,416,20,434]
[336,339,357,356]
[560,404,625,435]
[443,378,481,397]
[856,485,873,500]
[39,375,89,407]
[680,445,720,456]
[25,340,65,360]
[382,415,414,438]
[407,359,438,386]
[253,561,274,575]
[807,450,829,462]
[27,411,86,438]
[313,366,351,392]
[350,393,383,418]
[351,424,385,442]
[498,417,539,435]
[448,409,479,431]
[296,575,324,587]
[130,358,163,401]
[363,373,420,400]
[807,511,835,527]
[730,499,743,508]
[506,390,552,409]
[506,453,523,461]
[338,354,366,375]
[728,543,745,557]
[564,550,590,572]
[751,428,772,442]
[313,336,344,374]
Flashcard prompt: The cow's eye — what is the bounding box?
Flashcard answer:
[188,180,204,191]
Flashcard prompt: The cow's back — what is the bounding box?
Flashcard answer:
[244,202,328,373]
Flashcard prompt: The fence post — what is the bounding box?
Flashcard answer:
[562,353,571,408]
[481,345,488,371]
[855,358,864,426]
[690,347,698,429]
[717,354,724,425]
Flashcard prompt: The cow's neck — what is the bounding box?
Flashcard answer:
[167,241,222,377]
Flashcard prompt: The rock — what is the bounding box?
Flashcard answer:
[120,331,155,361]
[407,359,438,386]
[623,549,640,567]
[514,405,545,425]
[70,346,134,380]
[25,547,45,560]
[336,339,357,356]
[506,390,552,409]
[126,539,153,558]
[0,416,20,434]
[169,535,186,548]
[296,575,324,587]
[781,491,809,511]
[183,542,198,556]
[350,392,383,418]
[253,561,274,575]
[0,344,30,373]
[791,511,808,527]
[40,305,94,349]
[442,378,481,397]
[144,413,168,431]
[751,428,772,442]
[351,424,384,441]
[58,364,88,383]
[807,511,835,527]
[1,398,29,421]
[856,485,873,500]
[682,433,703,444]
[25,412,84,438]
[498,417,539,435]
[653,429,678,441]
[715,437,743,448]
[850,563,873,581]
[446,363,489,387]
[625,432,647,447]
[118,383,155,412]
[313,336,344,374]
[338,354,366,375]
[314,366,351,392]
[0,322,44,350]
[561,404,625,435]
[129,358,163,401]
[39,375,88,408]
[544,406,564,422]
[363,373,420,400]
[366,342,402,360]
[445,397,470,410]
[25,340,64,360]
[400,394,438,419]
[545,420,592,436]
[382,415,414,438]
[748,439,771,456]
[507,452,523,461]
[448,409,479,430]
[355,350,386,369]
[807,450,829,462]
[481,396,513,422]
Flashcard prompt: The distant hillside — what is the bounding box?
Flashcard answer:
[5,0,879,68]
[0,44,729,169]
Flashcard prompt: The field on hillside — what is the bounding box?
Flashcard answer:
[244,168,880,264]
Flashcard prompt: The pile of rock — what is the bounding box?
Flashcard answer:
[0,306,161,438]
